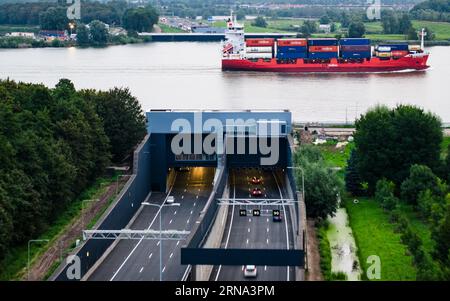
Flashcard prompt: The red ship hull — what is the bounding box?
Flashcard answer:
[222,54,429,73]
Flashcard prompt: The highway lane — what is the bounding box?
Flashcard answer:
[88,167,215,281]
[211,168,294,281]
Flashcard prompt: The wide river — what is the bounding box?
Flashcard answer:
[0,43,449,122]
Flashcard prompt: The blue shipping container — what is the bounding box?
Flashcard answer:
[308,52,338,59]
[277,52,308,59]
[377,44,409,51]
[340,38,371,46]
[307,39,338,46]
[277,46,307,53]
[341,51,371,59]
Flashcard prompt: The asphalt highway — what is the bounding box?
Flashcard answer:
[88,167,215,281]
[211,168,295,281]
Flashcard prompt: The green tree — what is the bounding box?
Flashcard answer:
[76,24,90,46]
[294,145,343,219]
[82,88,146,162]
[122,6,159,33]
[345,150,364,196]
[320,15,331,24]
[300,20,318,37]
[432,200,450,262]
[89,20,109,45]
[354,105,442,193]
[382,11,399,34]
[401,165,440,205]
[252,16,267,28]
[399,13,413,34]
[348,22,365,38]
[39,6,68,30]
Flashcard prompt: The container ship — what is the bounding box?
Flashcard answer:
[222,17,430,73]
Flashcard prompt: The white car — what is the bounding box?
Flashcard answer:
[166,196,175,204]
[243,265,257,278]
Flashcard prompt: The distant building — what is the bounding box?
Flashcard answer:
[39,30,68,41]
[319,24,331,33]
[6,32,35,38]
[245,16,258,20]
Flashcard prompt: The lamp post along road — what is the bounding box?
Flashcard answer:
[141,201,181,281]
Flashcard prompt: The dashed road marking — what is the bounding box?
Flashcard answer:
[170,253,173,259]
[187,219,190,224]
[162,266,166,273]
[246,239,249,244]
[139,267,144,273]
[149,253,153,259]
[266,238,269,244]
[248,228,250,233]
[174,211,177,215]
[190,210,193,215]
[169,219,172,224]
[157,241,160,246]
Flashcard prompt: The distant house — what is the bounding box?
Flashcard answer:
[319,24,331,33]
[39,30,68,41]
[6,32,35,38]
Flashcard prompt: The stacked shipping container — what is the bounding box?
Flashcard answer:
[276,39,307,59]
[307,38,339,59]
[375,44,409,58]
[245,38,274,59]
[339,38,371,59]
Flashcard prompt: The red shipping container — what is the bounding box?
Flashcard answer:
[391,50,409,57]
[245,38,275,47]
[277,39,307,47]
[308,46,338,52]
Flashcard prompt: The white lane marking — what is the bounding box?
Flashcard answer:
[266,218,269,223]
[139,267,144,273]
[181,195,184,199]
[249,218,251,223]
[176,241,180,246]
[169,219,172,224]
[162,266,166,273]
[149,253,153,259]
[174,211,177,215]
[186,219,190,224]
[265,266,267,271]
[246,239,249,244]
[248,228,250,233]
[266,238,269,244]
[273,171,290,282]
[216,172,236,281]
[194,202,197,207]
[157,241,160,246]
[190,210,193,215]
[110,177,177,281]
[170,253,173,259]
[196,195,199,199]
[267,228,269,233]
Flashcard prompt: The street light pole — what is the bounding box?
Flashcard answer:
[141,201,180,281]
[28,239,49,281]
[287,166,305,201]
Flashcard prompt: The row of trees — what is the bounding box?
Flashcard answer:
[0,79,146,260]
[345,104,450,280]
[294,145,343,220]
[411,0,450,22]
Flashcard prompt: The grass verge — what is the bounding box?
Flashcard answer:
[344,197,417,280]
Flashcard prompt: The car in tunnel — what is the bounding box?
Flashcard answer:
[251,187,263,197]
[243,265,257,278]
[250,176,262,185]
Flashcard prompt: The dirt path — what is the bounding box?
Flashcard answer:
[24,176,129,281]
[306,218,323,281]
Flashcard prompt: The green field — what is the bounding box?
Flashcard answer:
[345,197,417,280]
[316,141,354,169]
[364,20,450,41]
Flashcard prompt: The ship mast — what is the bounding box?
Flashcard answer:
[419,28,427,51]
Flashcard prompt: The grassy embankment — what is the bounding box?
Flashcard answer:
[315,138,445,280]
[0,174,121,280]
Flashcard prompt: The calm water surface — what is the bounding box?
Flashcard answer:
[0,43,449,122]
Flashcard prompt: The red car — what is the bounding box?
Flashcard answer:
[251,187,263,197]
[250,176,262,185]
